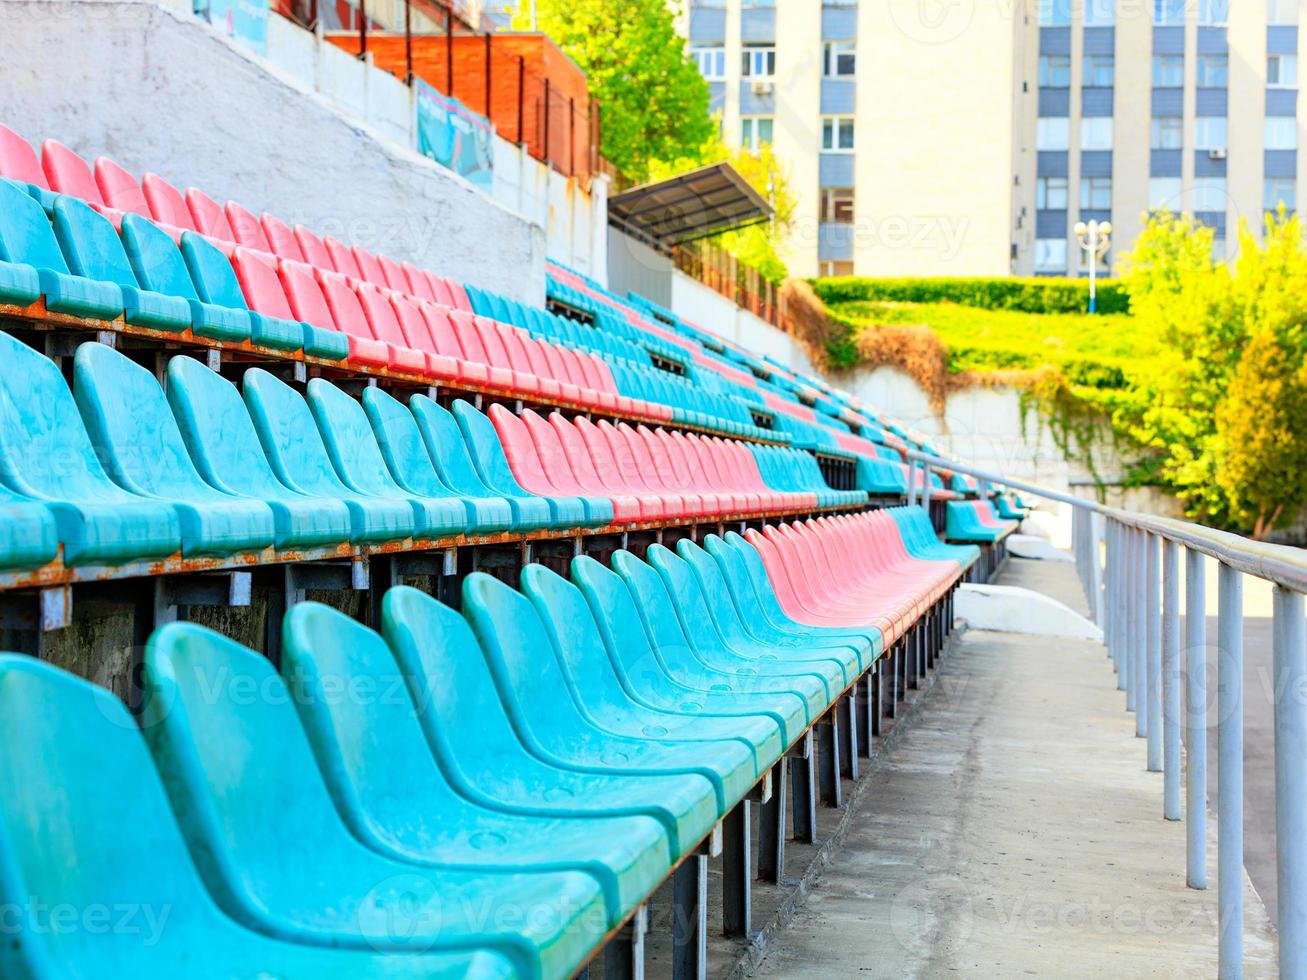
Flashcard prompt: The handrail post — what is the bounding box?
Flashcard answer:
[1217,561,1243,977]
[1127,527,1140,716]
[1162,538,1181,817]
[1274,585,1306,973]
[1147,531,1162,771]
[922,463,932,513]
[1090,512,1105,626]
[1186,547,1208,888]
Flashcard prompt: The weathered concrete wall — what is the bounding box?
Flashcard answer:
[0,0,547,303]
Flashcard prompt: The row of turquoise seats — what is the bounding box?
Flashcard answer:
[0,530,895,979]
[0,180,349,359]
[0,330,612,570]
[606,359,773,441]
[944,499,1019,543]
[463,282,647,365]
[748,444,866,509]
[887,505,982,570]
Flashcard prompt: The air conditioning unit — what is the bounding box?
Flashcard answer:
[1209,147,1228,160]
[751,80,774,96]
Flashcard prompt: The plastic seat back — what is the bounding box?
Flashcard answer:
[409,394,497,496]
[279,259,337,328]
[235,247,298,320]
[226,201,272,252]
[184,187,236,241]
[403,262,435,301]
[0,180,72,274]
[425,272,455,307]
[294,225,332,268]
[324,236,362,279]
[261,213,303,261]
[362,386,454,496]
[51,196,137,290]
[377,253,409,292]
[306,378,408,496]
[182,231,253,310]
[93,157,150,216]
[242,367,353,496]
[142,173,196,231]
[41,140,102,204]
[357,282,411,348]
[0,124,47,189]
[352,246,387,286]
[122,213,201,300]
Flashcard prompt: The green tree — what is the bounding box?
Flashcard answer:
[512,0,714,183]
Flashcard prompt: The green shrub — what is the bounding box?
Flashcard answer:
[810,276,1131,315]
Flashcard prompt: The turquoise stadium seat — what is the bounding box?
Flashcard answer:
[0,655,515,980]
[140,622,609,980]
[122,214,251,342]
[462,570,756,814]
[0,330,180,565]
[305,378,468,538]
[53,197,190,330]
[165,355,353,550]
[361,386,515,534]
[380,585,716,859]
[242,368,415,544]
[0,485,57,569]
[280,600,670,925]
[73,343,277,557]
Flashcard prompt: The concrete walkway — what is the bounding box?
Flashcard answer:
[750,559,1277,979]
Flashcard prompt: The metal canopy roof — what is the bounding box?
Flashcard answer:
[607,162,772,253]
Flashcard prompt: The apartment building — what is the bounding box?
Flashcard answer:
[680,0,1304,278]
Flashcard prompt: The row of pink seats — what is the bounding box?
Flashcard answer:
[0,125,670,418]
[745,513,959,645]
[490,406,816,524]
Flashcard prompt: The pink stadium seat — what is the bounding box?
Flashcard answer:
[186,187,236,241]
[470,318,537,394]
[445,279,474,312]
[569,416,676,520]
[419,303,489,385]
[402,263,435,302]
[351,246,388,287]
[0,124,48,190]
[225,201,272,252]
[424,273,456,308]
[261,214,304,262]
[232,247,297,321]
[389,294,459,379]
[448,310,514,389]
[522,411,643,522]
[141,173,196,232]
[294,226,332,269]
[42,140,103,204]
[324,237,362,280]
[354,282,428,374]
[376,254,410,293]
[313,268,391,370]
[91,158,149,218]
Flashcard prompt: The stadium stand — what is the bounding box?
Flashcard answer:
[0,122,1021,978]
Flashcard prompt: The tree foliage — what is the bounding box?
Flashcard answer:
[1116,209,1307,537]
[512,0,714,183]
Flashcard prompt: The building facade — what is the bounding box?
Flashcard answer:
[678,0,1304,278]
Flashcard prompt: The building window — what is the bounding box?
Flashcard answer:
[1151,117,1183,149]
[820,187,855,223]
[1265,177,1296,211]
[1153,55,1184,88]
[1084,55,1114,87]
[1197,55,1228,87]
[1038,0,1071,25]
[822,116,855,152]
[1035,238,1068,272]
[1080,116,1114,150]
[1268,54,1298,89]
[1154,0,1185,24]
[1192,176,1227,211]
[1198,0,1228,24]
[1039,55,1071,88]
[1268,0,1299,26]
[1266,116,1298,150]
[1037,176,1069,210]
[1080,176,1113,210]
[823,41,856,77]
[1195,117,1228,150]
[819,260,854,277]
[1149,177,1184,210]
[742,45,776,78]
[1037,117,1070,150]
[740,116,774,150]
[741,0,775,5]
[692,46,725,81]
[1084,0,1115,25]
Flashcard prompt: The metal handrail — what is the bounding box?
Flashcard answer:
[900,446,1307,978]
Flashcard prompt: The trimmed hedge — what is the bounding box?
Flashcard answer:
[809,276,1131,315]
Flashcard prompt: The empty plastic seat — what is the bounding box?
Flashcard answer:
[73,343,277,556]
[0,330,180,564]
[141,623,609,978]
[141,173,196,232]
[310,267,392,369]
[361,386,513,533]
[0,656,515,980]
[408,394,553,532]
[379,253,414,292]
[242,368,414,543]
[225,200,271,251]
[184,186,237,241]
[93,157,150,217]
[485,403,612,526]
[41,139,103,205]
[261,212,303,262]
[354,282,428,373]
[166,356,352,549]
[0,486,58,570]
[122,214,251,341]
[305,378,467,538]
[281,599,670,924]
[231,249,332,354]
[294,224,332,268]
[324,235,362,279]
[0,123,53,207]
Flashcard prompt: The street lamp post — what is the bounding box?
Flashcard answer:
[1074,219,1112,314]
